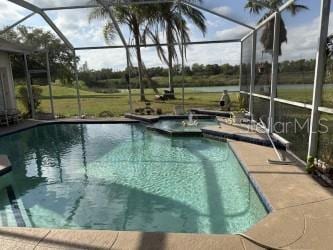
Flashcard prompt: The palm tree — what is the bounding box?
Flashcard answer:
[245,0,308,55]
[147,2,206,98]
[89,3,156,101]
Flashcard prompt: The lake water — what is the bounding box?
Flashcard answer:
[120,83,333,94]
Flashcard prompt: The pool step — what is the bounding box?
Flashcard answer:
[146,125,203,137]
[0,186,31,227]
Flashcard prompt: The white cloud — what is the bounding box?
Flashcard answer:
[278,14,325,61]
[29,0,90,8]
[77,48,126,70]
[186,43,241,66]
[212,6,232,17]
[215,26,250,40]
[53,9,110,47]
[0,1,28,27]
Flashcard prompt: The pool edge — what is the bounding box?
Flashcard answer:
[228,141,273,213]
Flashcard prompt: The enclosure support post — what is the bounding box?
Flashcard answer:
[46,51,55,118]
[308,0,331,158]
[268,12,280,133]
[179,1,185,113]
[23,53,35,119]
[249,31,256,121]
[239,41,243,107]
[180,39,185,114]
[126,49,133,113]
[73,50,82,117]
[0,72,9,126]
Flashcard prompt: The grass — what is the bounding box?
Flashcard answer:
[16,85,240,117]
[15,82,333,117]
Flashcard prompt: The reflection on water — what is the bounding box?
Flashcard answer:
[0,123,267,233]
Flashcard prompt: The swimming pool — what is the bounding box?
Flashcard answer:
[0,123,267,234]
[152,118,218,132]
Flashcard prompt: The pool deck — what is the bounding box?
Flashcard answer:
[1,118,333,249]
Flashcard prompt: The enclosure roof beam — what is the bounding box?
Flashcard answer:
[8,0,74,50]
[0,12,35,35]
[42,0,174,11]
[279,0,295,12]
[180,0,255,30]
[74,39,240,50]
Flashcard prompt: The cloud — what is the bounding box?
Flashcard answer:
[0,1,27,27]
[29,0,90,8]
[52,9,109,47]
[185,43,241,66]
[215,26,250,40]
[212,6,232,16]
[77,48,126,70]
[278,14,325,62]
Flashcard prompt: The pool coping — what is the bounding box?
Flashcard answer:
[124,113,216,123]
[228,141,273,213]
[1,118,333,249]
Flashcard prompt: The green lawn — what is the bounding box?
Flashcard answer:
[16,85,240,117]
[15,83,333,117]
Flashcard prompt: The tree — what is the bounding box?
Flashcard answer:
[17,85,42,115]
[89,3,158,101]
[245,0,308,55]
[2,26,75,84]
[147,1,206,97]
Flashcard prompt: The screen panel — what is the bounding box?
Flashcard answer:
[274,102,311,161]
[252,96,270,125]
[276,1,319,104]
[254,23,273,96]
[240,35,252,92]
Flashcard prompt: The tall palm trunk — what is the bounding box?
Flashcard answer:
[133,26,145,101]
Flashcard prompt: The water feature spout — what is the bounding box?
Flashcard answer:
[188,112,193,123]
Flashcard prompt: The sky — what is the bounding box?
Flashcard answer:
[0,0,327,70]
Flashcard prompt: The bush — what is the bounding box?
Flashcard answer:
[17,85,42,115]
[98,111,114,118]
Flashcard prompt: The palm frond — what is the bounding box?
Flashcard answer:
[244,0,265,14]
[287,3,309,15]
[179,4,207,35]
[102,22,117,44]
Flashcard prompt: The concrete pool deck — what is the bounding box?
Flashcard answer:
[0,119,333,249]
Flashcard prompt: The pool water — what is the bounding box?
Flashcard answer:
[0,123,267,234]
[153,118,218,132]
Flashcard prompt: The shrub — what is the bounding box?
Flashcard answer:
[98,111,114,118]
[17,85,42,115]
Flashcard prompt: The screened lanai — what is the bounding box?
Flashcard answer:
[0,0,332,164]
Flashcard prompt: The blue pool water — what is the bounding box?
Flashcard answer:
[0,123,267,234]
